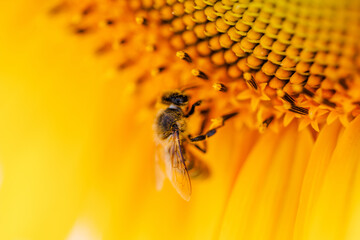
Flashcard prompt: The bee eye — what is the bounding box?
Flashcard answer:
[175,96,188,105]
[161,91,188,106]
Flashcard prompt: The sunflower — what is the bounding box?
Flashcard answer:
[0,0,360,239]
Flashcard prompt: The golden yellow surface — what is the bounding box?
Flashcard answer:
[0,1,360,240]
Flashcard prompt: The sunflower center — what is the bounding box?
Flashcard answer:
[52,0,360,132]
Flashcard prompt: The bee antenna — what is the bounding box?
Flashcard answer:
[180,85,201,92]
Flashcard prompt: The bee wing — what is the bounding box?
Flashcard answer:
[167,130,192,201]
[155,143,166,191]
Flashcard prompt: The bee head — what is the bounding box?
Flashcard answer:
[161,91,189,106]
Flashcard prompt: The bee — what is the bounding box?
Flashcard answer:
[153,90,236,201]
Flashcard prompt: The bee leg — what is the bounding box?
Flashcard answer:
[185,100,202,117]
[192,143,207,153]
[198,108,210,134]
[189,129,217,142]
[222,112,238,122]
[189,112,238,142]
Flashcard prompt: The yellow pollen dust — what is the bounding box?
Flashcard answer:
[209,117,225,130]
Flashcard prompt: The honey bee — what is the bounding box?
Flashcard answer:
[153,90,236,201]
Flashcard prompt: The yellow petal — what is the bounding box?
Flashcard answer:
[306,116,360,240]
[219,123,314,239]
[274,126,314,240]
[294,121,342,240]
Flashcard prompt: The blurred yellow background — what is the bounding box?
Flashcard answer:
[0,1,107,239]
